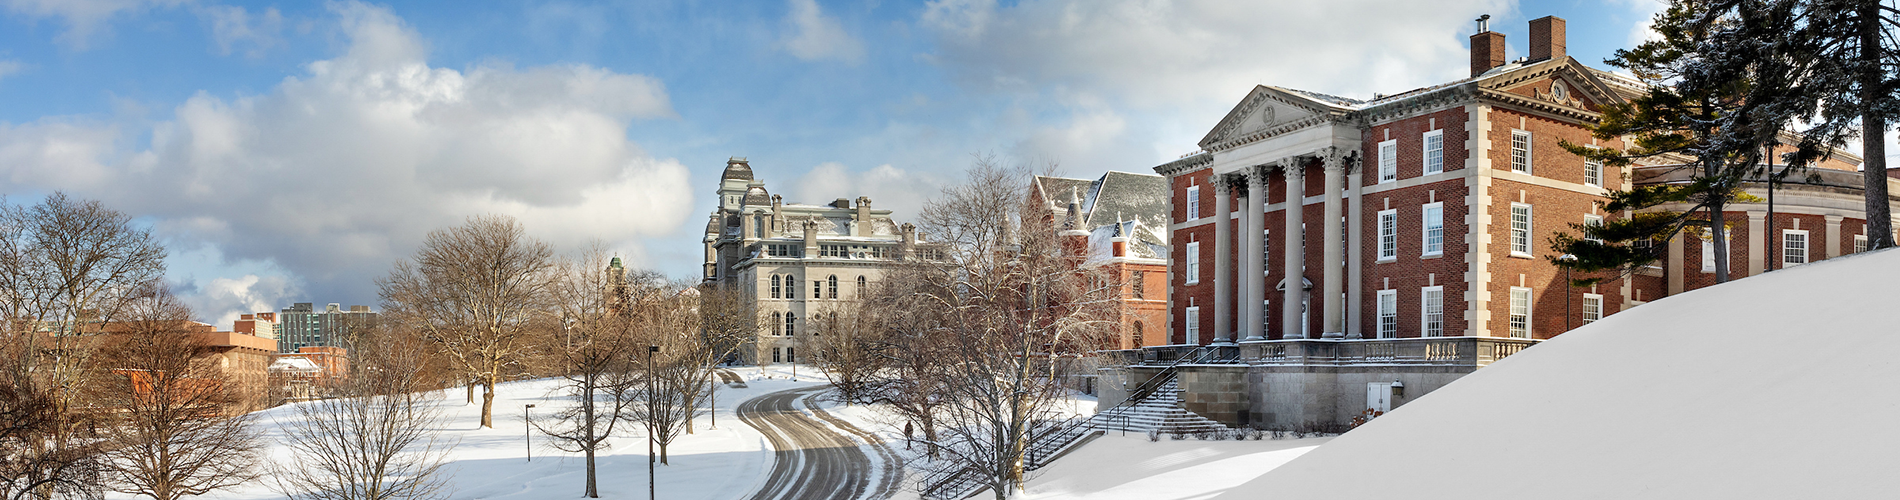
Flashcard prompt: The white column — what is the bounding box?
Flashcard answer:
[1345,158,1365,339]
[1320,149,1346,339]
[1826,215,1844,259]
[1747,210,1765,276]
[1281,158,1307,340]
[1242,169,1268,342]
[1212,177,1234,345]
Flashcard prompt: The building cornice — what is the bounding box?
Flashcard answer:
[1154,152,1213,177]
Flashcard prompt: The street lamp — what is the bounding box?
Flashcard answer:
[524,404,536,462]
[1557,254,1578,332]
[647,344,659,500]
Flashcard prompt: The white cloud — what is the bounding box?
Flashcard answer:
[198,4,283,57]
[3,0,186,49]
[792,162,946,223]
[1617,0,1668,47]
[0,1,691,308]
[780,0,864,63]
[0,60,21,81]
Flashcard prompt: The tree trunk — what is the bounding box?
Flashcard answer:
[480,375,496,428]
[660,442,669,465]
[466,379,476,405]
[1860,1,1895,249]
[584,447,598,498]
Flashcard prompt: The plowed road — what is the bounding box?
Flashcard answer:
[737,386,898,500]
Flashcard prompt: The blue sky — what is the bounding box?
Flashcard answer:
[0,0,1673,326]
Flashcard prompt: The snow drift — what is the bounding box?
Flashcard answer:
[1216,248,1900,499]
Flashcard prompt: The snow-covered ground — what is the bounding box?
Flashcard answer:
[1017,434,1328,500]
[151,364,831,500]
[1210,248,1900,499]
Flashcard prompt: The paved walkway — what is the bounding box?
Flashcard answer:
[736,386,897,500]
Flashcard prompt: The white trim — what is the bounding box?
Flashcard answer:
[1377,209,1399,261]
[1510,130,1533,174]
[1422,202,1444,257]
[1378,139,1399,183]
[1783,229,1810,266]
[1510,203,1534,257]
[1856,234,1869,253]
[1185,306,1201,344]
[1421,286,1444,337]
[1422,129,1445,175]
[1186,185,1202,222]
[1376,289,1398,339]
[1185,242,1201,284]
[1508,286,1533,338]
[1584,158,1603,187]
[1581,293,1603,324]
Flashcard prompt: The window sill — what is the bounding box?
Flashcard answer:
[1376,257,1397,263]
[1420,252,1443,260]
[1509,252,1534,259]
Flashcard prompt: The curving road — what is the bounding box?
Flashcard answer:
[737,386,897,500]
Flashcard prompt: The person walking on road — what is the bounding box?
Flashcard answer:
[904,422,914,450]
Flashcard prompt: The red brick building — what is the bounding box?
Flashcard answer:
[1154,15,1898,345]
[1030,172,1170,349]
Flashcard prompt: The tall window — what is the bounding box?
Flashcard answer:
[784,275,796,299]
[1379,140,1398,183]
[1377,209,1398,260]
[1509,287,1532,338]
[771,275,781,298]
[813,279,822,299]
[1421,286,1444,337]
[1422,203,1444,256]
[773,347,781,363]
[787,347,795,363]
[1132,271,1146,299]
[1856,235,1869,253]
[1186,185,1201,221]
[772,312,783,335]
[1376,290,1398,338]
[1584,158,1603,187]
[754,214,765,238]
[1423,130,1444,175]
[1584,214,1604,243]
[1186,242,1200,284]
[827,275,839,299]
[1184,306,1200,344]
[1262,230,1271,275]
[1784,230,1809,266]
[1582,293,1603,324]
[1510,203,1533,256]
[1702,233,1729,272]
[785,313,796,336]
[1511,130,1532,173]
[856,275,867,298]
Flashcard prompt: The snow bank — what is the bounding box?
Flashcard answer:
[1019,435,1327,499]
[1215,249,1900,499]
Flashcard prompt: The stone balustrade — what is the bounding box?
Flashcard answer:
[1237,336,1540,367]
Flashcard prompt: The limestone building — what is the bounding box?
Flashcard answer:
[701,157,921,365]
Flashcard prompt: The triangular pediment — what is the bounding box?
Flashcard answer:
[1198,86,1352,150]
[1481,57,1626,114]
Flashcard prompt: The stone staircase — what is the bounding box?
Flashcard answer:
[1092,379,1230,436]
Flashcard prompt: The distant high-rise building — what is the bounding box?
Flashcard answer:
[276,302,378,353]
[234,312,278,340]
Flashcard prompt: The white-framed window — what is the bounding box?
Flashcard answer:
[1378,209,1398,261]
[1584,158,1603,187]
[1511,130,1533,174]
[1509,287,1533,338]
[1510,203,1533,256]
[1582,293,1603,324]
[1584,214,1604,243]
[1422,202,1444,256]
[1186,185,1201,221]
[1423,130,1444,175]
[1377,289,1398,339]
[1856,234,1869,253]
[1379,140,1398,183]
[1185,306,1201,344]
[1185,242,1200,284]
[813,279,822,299]
[1701,232,1730,272]
[1784,229,1809,266]
[1421,286,1444,337]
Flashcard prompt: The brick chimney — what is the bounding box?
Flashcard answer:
[1470,15,1506,77]
[1530,16,1566,62]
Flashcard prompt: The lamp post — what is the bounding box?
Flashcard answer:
[647,345,659,500]
[524,404,536,462]
[1558,254,1578,332]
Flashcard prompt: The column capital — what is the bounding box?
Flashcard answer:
[1320,146,1359,173]
[1275,156,1306,176]
[1246,166,1271,188]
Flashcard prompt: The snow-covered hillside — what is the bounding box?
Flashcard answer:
[1212,248,1900,499]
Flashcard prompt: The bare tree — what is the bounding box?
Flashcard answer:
[885,159,1119,498]
[623,286,706,465]
[534,251,645,498]
[94,287,261,500]
[0,193,167,500]
[810,306,885,404]
[272,327,456,500]
[379,215,556,428]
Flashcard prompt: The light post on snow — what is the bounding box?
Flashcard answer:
[1558,254,1578,331]
[647,344,659,500]
[524,404,536,462]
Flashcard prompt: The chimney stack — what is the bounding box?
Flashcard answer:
[1530,16,1566,62]
[1470,14,1506,77]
